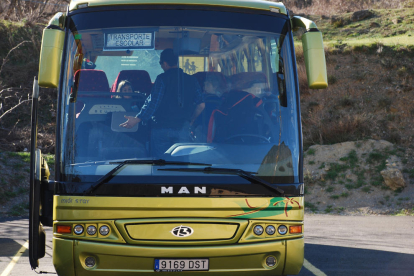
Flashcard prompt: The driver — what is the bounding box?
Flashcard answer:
[207,73,268,143]
[120,48,205,157]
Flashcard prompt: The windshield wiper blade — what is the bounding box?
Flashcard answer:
[84,159,211,195]
[158,167,284,196]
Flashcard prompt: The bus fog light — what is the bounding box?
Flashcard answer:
[253,225,264,235]
[87,225,97,235]
[277,225,288,235]
[73,225,84,235]
[265,225,276,235]
[85,256,96,268]
[99,225,110,236]
[266,256,277,267]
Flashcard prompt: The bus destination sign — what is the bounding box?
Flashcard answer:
[104,32,154,51]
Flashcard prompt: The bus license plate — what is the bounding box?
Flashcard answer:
[154,259,209,272]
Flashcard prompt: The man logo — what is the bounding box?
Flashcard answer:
[171,225,194,237]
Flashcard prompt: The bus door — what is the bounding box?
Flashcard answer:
[29,80,53,270]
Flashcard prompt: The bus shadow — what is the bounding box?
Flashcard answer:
[299,243,414,276]
[0,217,30,257]
[0,238,28,257]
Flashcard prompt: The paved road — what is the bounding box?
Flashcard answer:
[1,215,414,275]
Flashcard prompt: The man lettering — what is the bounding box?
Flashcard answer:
[194,186,206,194]
[161,187,173,194]
[178,187,190,194]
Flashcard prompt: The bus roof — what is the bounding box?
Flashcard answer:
[69,0,287,15]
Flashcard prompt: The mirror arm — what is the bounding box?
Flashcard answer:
[47,12,65,30]
[291,16,318,32]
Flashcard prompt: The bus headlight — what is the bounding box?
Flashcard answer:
[74,225,84,235]
[253,225,264,235]
[87,225,97,235]
[278,225,288,235]
[265,225,276,235]
[99,225,110,236]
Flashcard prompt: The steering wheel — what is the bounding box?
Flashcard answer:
[223,134,271,144]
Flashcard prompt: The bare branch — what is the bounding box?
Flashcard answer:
[0,88,8,96]
[0,95,31,121]
[0,40,31,76]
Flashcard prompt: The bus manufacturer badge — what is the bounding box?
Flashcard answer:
[171,225,194,237]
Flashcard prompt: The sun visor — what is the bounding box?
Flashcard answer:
[174,37,201,55]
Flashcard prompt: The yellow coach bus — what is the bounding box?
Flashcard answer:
[29,1,327,275]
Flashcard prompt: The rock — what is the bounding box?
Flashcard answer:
[392,18,402,25]
[330,17,340,24]
[330,16,344,27]
[358,29,370,34]
[370,22,380,28]
[351,10,373,22]
[380,169,406,191]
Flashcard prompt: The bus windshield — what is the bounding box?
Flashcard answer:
[60,9,300,189]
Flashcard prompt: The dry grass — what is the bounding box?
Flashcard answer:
[299,46,414,149]
[303,113,372,147]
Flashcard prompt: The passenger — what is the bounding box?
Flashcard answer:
[116,80,133,98]
[116,80,142,111]
[119,48,205,157]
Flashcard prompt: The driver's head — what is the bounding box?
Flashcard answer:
[204,74,223,96]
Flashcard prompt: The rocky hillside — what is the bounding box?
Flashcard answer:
[304,140,413,215]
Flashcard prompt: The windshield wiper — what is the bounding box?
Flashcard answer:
[83,159,211,195]
[158,167,284,196]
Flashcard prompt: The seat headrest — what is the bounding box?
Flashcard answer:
[74,69,110,92]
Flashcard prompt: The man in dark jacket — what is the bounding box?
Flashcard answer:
[120,49,205,156]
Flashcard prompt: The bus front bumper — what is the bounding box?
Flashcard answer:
[53,237,304,276]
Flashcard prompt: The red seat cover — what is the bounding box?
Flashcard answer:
[74,69,110,93]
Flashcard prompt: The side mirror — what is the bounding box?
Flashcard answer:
[292,16,328,89]
[38,13,65,88]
